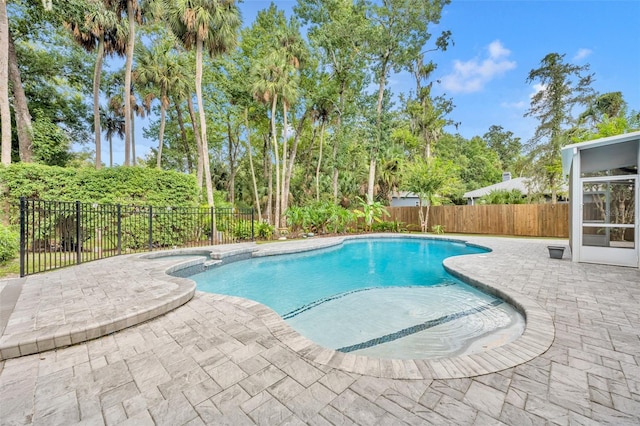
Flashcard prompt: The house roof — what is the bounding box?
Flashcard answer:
[391,191,419,198]
[463,177,535,199]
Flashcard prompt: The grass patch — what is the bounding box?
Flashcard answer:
[0,258,19,279]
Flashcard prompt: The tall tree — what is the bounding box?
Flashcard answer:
[65,0,126,168]
[134,33,186,169]
[295,0,369,203]
[406,52,454,159]
[100,105,124,167]
[101,0,142,166]
[403,157,459,232]
[0,0,10,165]
[578,91,625,131]
[251,52,285,228]
[8,31,33,162]
[165,0,241,207]
[364,0,450,214]
[483,125,522,174]
[247,5,306,228]
[525,52,595,203]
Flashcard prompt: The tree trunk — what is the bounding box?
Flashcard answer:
[315,118,326,202]
[195,38,214,208]
[284,112,306,215]
[368,60,388,209]
[270,95,281,229]
[280,103,288,227]
[332,82,346,203]
[174,99,192,173]
[367,157,376,205]
[424,203,431,232]
[266,160,273,224]
[187,96,203,188]
[130,106,136,164]
[226,114,235,205]
[0,1,11,165]
[156,96,166,169]
[123,0,135,166]
[244,108,262,221]
[109,134,113,167]
[8,31,32,163]
[92,33,105,168]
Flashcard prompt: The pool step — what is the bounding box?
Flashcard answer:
[209,243,258,263]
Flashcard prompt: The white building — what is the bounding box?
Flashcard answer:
[390,191,424,207]
[561,131,640,268]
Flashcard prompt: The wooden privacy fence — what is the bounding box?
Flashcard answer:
[387,204,569,238]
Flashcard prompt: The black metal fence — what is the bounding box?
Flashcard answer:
[19,197,254,277]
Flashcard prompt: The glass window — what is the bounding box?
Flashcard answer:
[582,180,635,225]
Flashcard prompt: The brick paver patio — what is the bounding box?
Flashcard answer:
[0,235,638,425]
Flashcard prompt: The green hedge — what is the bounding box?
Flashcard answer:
[0,163,200,223]
[0,224,19,263]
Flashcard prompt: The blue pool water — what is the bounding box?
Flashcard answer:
[192,238,525,359]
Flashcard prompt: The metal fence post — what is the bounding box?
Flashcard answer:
[148,206,153,251]
[210,207,214,245]
[76,201,82,265]
[117,204,122,255]
[251,208,255,241]
[19,197,26,277]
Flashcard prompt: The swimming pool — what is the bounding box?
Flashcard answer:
[191,238,525,359]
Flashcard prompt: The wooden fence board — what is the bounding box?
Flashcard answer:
[386,204,569,238]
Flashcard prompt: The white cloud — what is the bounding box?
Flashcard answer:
[530,83,546,98]
[573,48,592,61]
[441,40,516,94]
[501,100,527,109]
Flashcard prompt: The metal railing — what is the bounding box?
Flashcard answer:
[19,197,254,277]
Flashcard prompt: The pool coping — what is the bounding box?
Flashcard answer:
[178,234,556,380]
[0,234,555,380]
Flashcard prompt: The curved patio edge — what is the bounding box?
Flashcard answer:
[0,255,199,361]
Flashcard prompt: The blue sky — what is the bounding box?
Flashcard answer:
[105,0,640,164]
[242,0,640,142]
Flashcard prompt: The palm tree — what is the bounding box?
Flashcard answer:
[275,22,304,227]
[249,20,304,228]
[165,49,201,178]
[134,35,184,168]
[312,85,335,202]
[165,0,241,207]
[104,0,142,166]
[251,52,289,228]
[65,0,126,169]
[100,106,125,167]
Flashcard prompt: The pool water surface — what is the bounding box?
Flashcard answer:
[192,238,525,359]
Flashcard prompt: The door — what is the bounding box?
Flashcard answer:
[580,176,638,267]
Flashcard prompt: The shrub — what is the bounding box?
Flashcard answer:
[285,202,354,235]
[256,221,274,240]
[0,225,19,263]
[372,220,406,233]
[431,224,445,234]
[478,189,525,205]
[353,197,390,231]
[0,163,200,223]
[232,220,253,240]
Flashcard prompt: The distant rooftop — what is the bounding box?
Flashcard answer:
[463,177,535,199]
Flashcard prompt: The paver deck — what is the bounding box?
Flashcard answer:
[0,234,639,425]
